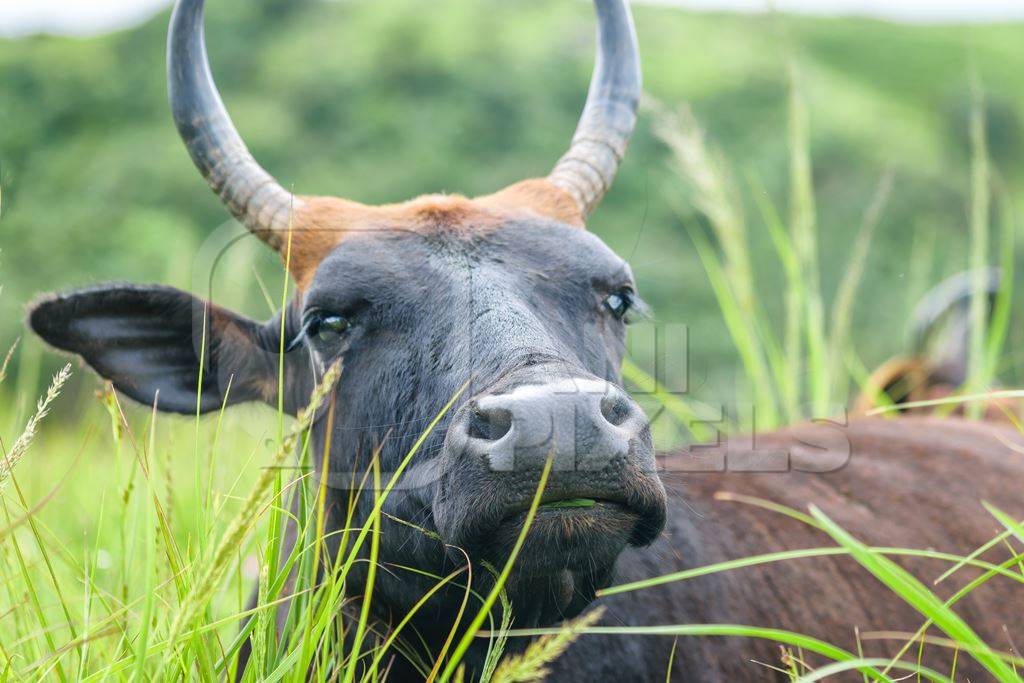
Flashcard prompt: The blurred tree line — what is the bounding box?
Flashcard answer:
[1,0,1022,410]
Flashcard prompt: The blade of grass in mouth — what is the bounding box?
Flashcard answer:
[540,498,596,510]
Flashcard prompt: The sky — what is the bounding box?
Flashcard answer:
[0,0,1022,38]
[0,0,172,38]
[647,0,1024,24]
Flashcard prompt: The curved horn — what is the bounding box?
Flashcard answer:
[548,0,641,218]
[168,0,301,252]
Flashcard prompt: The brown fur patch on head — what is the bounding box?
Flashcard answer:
[476,179,585,227]
[281,179,585,289]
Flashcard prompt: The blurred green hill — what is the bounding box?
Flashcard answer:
[1,0,1022,412]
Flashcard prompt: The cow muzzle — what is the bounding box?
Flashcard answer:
[433,377,667,573]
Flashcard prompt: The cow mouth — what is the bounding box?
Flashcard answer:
[500,482,663,536]
[493,482,662,546]
[519,494,618,515]
[504,497,634,531]
[504,498,639,540]
[480,496,643,577]
[435,470,668,566]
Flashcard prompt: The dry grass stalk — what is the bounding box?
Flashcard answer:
[490,607,605,683]
[649,101,753,287]
[0,337,19,385]
[0,363,71,488]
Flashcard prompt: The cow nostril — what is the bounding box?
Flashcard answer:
[468,407,513,441]
[600,395,632,427]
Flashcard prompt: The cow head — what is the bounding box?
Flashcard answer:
[29,0,667,633]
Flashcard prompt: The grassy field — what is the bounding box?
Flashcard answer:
[2,0,1024,680]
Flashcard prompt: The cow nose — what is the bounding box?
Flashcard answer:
[455,378,646,473]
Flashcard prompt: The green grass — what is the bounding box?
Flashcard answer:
[0,354,494,680]
[538,499,595,510]
[651,50,1017,428]
[4,352,1023,680]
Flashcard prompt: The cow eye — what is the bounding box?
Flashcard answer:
[603,289,634,320]
[313,314,349,342]
[302,311,350,346]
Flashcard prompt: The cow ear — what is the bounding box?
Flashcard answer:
[28,284,308,415]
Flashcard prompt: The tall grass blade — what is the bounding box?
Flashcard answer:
[478,576,513,683]
[828,171,894,401]
[687,222,779,425]
[597,545,1024,598]
[985,175,1014,381]
[867,389,1024,415]
[786,60,828,417]
[794,658,950,683]
[747,171,803,422]
[965,72,991,417]
[620,358,719,442]
[982,503,1024,546]
[342,453,383,683]
[133,400,160,679]
[809,505,1019,681]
